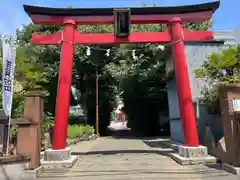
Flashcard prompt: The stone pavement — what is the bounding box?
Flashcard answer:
[38,137,238,180]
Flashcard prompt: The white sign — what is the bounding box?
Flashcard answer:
[2,40,15,117]
[232,99,240,112]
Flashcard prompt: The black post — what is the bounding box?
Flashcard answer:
[2,116,10,154]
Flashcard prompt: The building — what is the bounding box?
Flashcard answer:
[166,30,238,144]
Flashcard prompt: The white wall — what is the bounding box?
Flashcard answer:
[166,43,229,144]
[167,77,184,143]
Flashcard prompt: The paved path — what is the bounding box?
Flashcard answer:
[38,137,238,180]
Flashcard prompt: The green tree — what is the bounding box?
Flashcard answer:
[194,45,240,84]
[194,45,240,114]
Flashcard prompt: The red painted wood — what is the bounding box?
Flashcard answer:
[52,20,76,150]
[183,29,213,42]
[32,31,62,45]
[74,32,171,44]
[30,11,213,25]
[170,17,199,147]
[32,31,213,45]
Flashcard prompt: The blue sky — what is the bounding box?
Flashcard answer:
[0,0,239,36]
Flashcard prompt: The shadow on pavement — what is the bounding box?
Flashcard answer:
[72,149,175,156]
[109,129,170,140]
[142,139,172,148]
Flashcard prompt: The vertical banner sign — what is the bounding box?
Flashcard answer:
[2,40,15,117]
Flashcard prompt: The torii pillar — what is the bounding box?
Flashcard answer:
[169,17,199,147]
[52,19,76,150]
[42,19,79,163]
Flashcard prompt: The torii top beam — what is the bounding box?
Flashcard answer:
[23,1,220,25]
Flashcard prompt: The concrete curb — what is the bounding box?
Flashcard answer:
[22,166,44,179]
[221,163,240,175]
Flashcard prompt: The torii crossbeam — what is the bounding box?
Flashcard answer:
[23,1,220,151]
[32,29,214,45]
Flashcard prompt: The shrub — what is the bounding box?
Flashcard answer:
[83,125,95,135]
[67,125,84,139]
[67,124,95,139]
[11,124,18,137]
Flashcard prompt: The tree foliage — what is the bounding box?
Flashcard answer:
[194,45,240,114]
[194,45,240,84]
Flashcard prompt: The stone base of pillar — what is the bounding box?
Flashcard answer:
[221,163,240,175]
[41,148,78,168]
[170,145,217,165]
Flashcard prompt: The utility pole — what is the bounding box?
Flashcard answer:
[87,46,100,136]
[95,65,100,136]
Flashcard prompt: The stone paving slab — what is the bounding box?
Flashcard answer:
[38,137,238,180]
[69,137,103,154]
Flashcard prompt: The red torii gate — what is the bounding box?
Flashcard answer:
[23,1,219,151]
